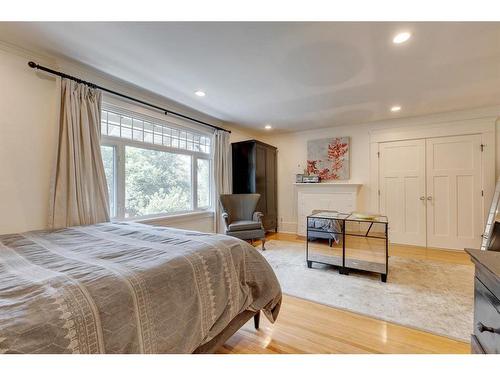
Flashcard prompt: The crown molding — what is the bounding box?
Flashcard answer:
[0,40,57,66]
[0,39,225,128]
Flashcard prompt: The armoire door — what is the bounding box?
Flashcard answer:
[255,143,267,219]
[379,139,427,246]
[426,134,482,249]
[265,147,277,231]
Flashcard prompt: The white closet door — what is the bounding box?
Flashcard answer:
[379,139,426,246]
[426,134,482,249]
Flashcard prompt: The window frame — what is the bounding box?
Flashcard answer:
[100,106,213,221]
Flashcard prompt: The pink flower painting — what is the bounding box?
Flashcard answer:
[306,137,350,180]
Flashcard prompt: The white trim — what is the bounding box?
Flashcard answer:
[136,210,214,226]
[0,40,57,67]
[293,182,362,186]
[103,95,214,136]
[481,130,496,224]
[101,135,211,159]
[278,221,298,234]
[369,117,496,144]
[368,142,380,213]
[277,230,297,235]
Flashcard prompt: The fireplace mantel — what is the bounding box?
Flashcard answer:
[295,182,362,236]
[293,182,362,186]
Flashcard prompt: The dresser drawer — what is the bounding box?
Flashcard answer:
[473,277,500,354]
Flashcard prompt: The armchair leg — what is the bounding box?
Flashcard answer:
[261,238,266,251]
[254,311,260,330]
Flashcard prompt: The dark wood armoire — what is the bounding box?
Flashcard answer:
[232,140,278,232]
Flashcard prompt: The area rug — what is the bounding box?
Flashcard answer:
[259,240,474,341]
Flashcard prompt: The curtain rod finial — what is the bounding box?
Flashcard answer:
[28,61,37,69]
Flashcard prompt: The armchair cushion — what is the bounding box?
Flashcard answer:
[228,220,262,232]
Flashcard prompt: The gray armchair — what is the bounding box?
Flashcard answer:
[219,194,266,250]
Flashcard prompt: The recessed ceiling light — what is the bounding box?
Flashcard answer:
[194,90,206,97]
[264,124,272,130]
[390,105,402,112]
[393,32,411,44]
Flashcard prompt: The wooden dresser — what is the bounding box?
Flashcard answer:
[232,140,278,232]
[465,249,500,354]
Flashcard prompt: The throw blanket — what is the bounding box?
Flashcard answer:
[0,222,281,353]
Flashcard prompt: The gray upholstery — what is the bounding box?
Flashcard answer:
[228,220,262,231]
[219,194,266,250]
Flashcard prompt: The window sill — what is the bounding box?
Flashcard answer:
[133,210,214,226]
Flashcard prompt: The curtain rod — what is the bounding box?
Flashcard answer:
[27,61,231,134]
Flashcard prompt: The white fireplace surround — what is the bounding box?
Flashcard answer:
[294,182,362,236]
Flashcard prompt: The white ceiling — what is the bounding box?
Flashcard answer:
[1,22,499,132]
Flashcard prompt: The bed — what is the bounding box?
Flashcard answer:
[0,222,282,354]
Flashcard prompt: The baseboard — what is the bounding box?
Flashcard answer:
[279,221,297,233]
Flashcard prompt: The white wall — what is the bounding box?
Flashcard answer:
[4,41,496,237]
[0,48,59,234]
[260,107,500,234]
[0,43,257,235]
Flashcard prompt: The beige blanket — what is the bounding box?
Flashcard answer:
[0,222,281,353]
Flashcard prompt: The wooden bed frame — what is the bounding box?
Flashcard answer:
[193,311,260,353]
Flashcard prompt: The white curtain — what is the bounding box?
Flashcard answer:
[49,79,110,228]
[213,130,232,233]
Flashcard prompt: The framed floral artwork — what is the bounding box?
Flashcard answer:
[307,137,350,180]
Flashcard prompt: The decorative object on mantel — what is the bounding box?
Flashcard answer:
[307,137,350,180]
[302,175,320,183]
[295,164,320,183]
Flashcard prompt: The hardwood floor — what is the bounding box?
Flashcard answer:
[218,233,471,354]
[263,232,472,265]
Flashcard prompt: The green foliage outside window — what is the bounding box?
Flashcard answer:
[125,146,192,217]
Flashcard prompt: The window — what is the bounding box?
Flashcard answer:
[100,145,116,217]
[197,158,210,208]
[101,109,212,153]
[100,107,212,219]
[124,146,192,218]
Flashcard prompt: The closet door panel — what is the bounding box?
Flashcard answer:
[379,139,426,246]
[426,134,482,249]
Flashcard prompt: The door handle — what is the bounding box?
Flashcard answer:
[427,196,433,201]
[419,196,426,201]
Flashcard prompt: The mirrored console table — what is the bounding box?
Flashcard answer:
[306,211,389,282]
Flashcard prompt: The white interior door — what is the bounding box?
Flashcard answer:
[426,134,482,249]
[379,139,426,246]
